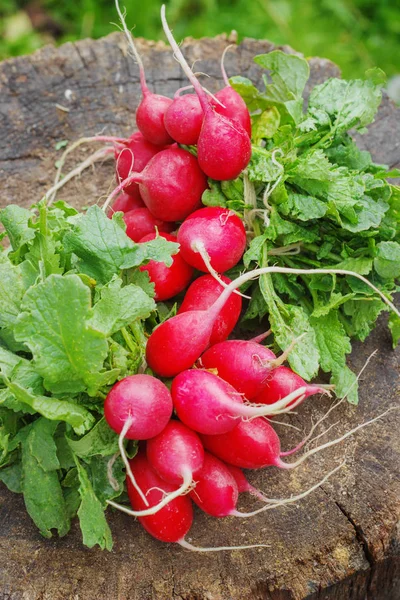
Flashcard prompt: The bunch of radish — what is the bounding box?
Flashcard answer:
[42,2,398,551]
[99,0,252,246]
[94,2,400,552]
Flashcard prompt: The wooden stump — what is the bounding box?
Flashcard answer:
[0,33,399,600]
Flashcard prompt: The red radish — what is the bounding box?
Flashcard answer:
[212,45,252,137]
[213,86,252,138]
[104,374,172,441]
[161,6,251,181]
[115,0,173,146]
[225,463,289,505]
[123,207,174,242]
[178,275,242,345]
[190,452,341,519]
[119,451,268,552]
[201,407,395,471]
[190,452,239,517]
[146,264,400,379]
[164,93,203,145]
[104,374,173,506]
[147,420,204,485]
[177,207,246,273]
[145,309,215,377]
[199,339,277,400]
[110,191,145,214]
[126,452,194,542]
[119,147,207,222]
[139,232,193,301]
[171,369,307,435]
[224,464,260,496]
[254,366,330,407]
[115,132,163,197]
[200,417,298,469]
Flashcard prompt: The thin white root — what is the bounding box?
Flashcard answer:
[279,406,398,470]
[234,462,344,515]
[106,467,193,516]
[241,389,307,419]
[48,136,124,205]
[178,539,270,552]
[118,417,149,506]
[44,147,114,205]
[303,350,379,449]
[265,418,301,432]
[161,5,208,111]
[202,87,226,108]
[192,241,251,300]
[102,171,137,213]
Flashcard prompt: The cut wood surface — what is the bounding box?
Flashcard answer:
[0,33,399,600]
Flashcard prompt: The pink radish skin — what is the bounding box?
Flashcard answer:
[146,309,215,377]
[255,366,328,407]
[104,374,173,440]
[200,417,288,469]
[139,232,193,301]
[196,111,251,181]
[214,46,252,137]
[164,94,203,145]
[199,340,277,400]
[110,191,145,215]
[170,369,306,435]
[136,95,174,146]
[122,148,207,222]
[146,262,400,380]
[177,207,246,273]
[161,7,251,181]
[115,132,163,197]
[123,208,174,242]
[126,450,269,552]
[146,420,204,485]
[213,87,252,137]
[225,464,256,494]
[127,452,194,543]
[178,275,242,345]
[190,452,239,517]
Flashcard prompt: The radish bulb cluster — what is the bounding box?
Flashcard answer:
[47,1,400,553]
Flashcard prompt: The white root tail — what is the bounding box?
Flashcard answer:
[47,136,125,205]
[192,241,251,300]
[107,467,193,517]
[118,417,149,506]
[178,539,270,552]
[44,147,114,205]
[232,462,344,516]
[277,406,398,470]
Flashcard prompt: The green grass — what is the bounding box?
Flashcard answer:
[1,0,399,81]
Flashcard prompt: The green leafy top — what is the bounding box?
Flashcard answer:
[0,200,175,549]
[211,51,399,405]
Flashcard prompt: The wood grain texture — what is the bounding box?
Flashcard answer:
[0,33,399,600]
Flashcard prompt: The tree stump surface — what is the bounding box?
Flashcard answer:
[0,33,399,600]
